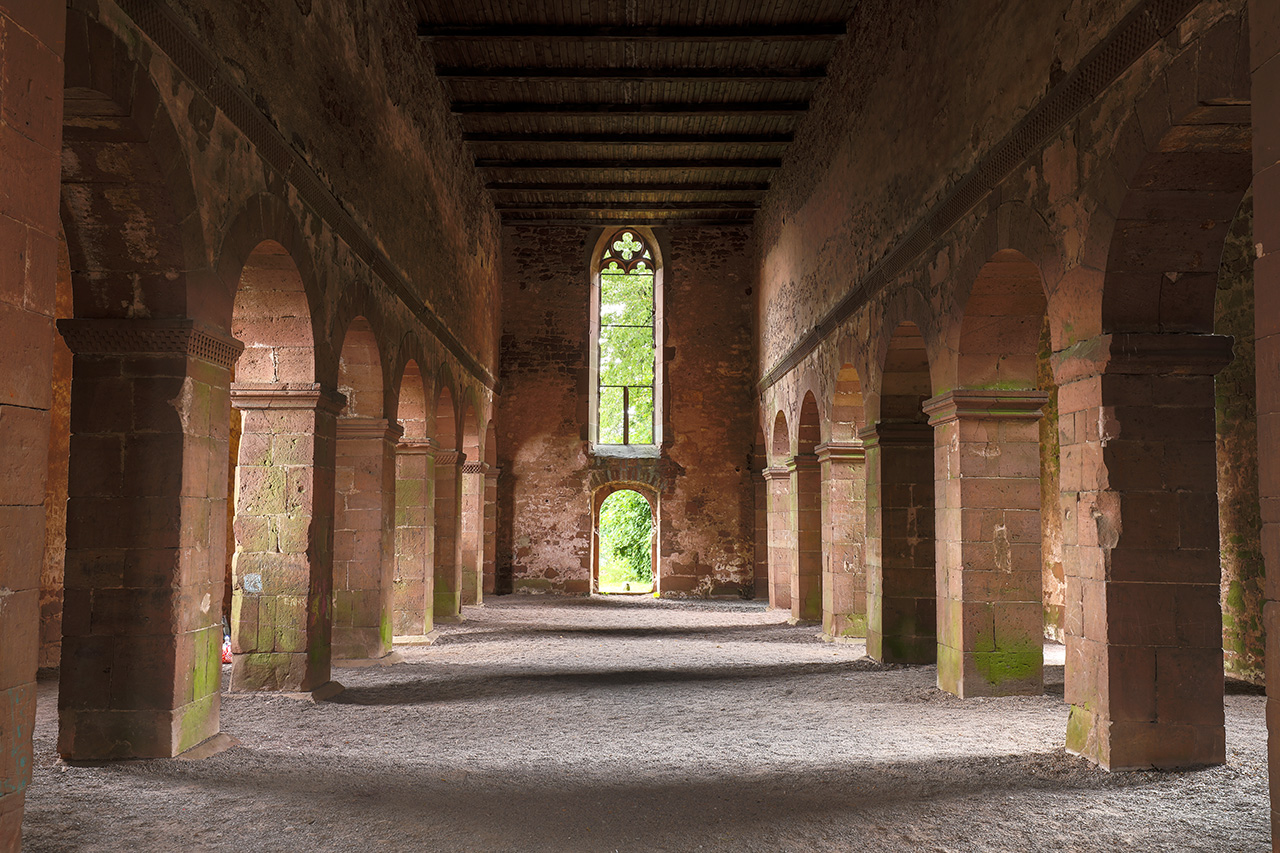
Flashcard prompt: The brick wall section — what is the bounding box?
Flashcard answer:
[498,226,756,596]
[0,2,64,847]
[1249,0,1280,844]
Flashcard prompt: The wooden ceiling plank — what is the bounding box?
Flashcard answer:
[453,101,808,115]
[475,157,783,169]
[417,22,846,40]
[436,66,828,82]
[462,131,793,144]
[494,201,761,210]
[484,181,771,191]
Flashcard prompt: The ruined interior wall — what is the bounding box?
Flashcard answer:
[1038,319,1065,641]
[659,228,756,595]
[498,226,756,595]
[161,0,501,368]
[1216,190,1264,683]
[755,0,1141,373]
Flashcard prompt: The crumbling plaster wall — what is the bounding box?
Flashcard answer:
[497,225,756,596]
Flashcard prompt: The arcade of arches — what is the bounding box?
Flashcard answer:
[1,0,1280,849]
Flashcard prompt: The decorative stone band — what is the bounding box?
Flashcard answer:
[785,453,821,474]
[434,451,464,467]
[462,461,486,475]
[230,382,346,414]
[1051,333,1235,384]
[922,389,1049,426]
[761,465,792,483]
[336,417,404,442]
[814,441,866,464]
[857,422,934,448]
[57,318,244,370]
[396,437,438,457]
[484,466,502,480]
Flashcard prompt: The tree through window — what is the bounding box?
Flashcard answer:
[597,229,656,445]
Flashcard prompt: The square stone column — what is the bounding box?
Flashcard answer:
[483,465,500,596]
[229,382,342,692]
[433,450,466,621]
[861,422,936,663]
[788,453,823,622]
[1055,333,1232,769]
[1249,3,1280,842]
[763,466,793,611]
[58,319,242,759]
[393,438,435,637]
[333,418,401,660]
[924,389,1048,697]
[460,460,485,606]
[815,442,868,640]
[0,2,65,841]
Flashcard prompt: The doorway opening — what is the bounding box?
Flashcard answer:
[594,488,656,594]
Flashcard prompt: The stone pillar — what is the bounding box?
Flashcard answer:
[0,2,64,843]
[229,382,341,692]
[861,422,936,664]
[1250,0,1280,840]
[924,390,1048,697]
[788,452,822,622]
[460,460,484,606]
[333,418,401,660]
[393,438,434,637]
[1055,333,1231,769]
[763,466,792,611]
[753,465,770,599]
[433,449,466,621]
[57,319,241,759]
[483,465,499,596]
[815,441,867,640]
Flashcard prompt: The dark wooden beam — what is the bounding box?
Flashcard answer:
[501,217,754,227]
[464,131,793,145]
[494,201,760,211]
[485,181,771,192]
[453,102,808,116]
[437,66,827,82]
[475,158,783,170]
[465,129,793,142]
[418,23,846,41]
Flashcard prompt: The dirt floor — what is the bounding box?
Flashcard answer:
[21,596,1270,852]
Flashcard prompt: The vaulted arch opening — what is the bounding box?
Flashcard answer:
[393,360,433,638]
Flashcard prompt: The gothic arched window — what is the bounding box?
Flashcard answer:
[593,228,660,448]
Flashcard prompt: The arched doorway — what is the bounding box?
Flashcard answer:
[593,486,657,594]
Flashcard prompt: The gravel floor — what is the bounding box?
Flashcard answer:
[22,595,1270,852]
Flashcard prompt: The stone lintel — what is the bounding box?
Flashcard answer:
[814,441,866,464]
[1052,332,1235,384]
[230,382,346,413]
[57,318,244,370]
[762,465,791,483]
[785,453,820,473]
[336,417,404,442]
[922,389,1049,426]
[858,422,933,448]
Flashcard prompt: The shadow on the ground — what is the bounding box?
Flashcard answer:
[432,621,820,645]
[329,658,904,706]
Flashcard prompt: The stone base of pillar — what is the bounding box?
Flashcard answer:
[58,693,220,759]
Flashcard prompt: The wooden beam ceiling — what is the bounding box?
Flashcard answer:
[418,1,853,225]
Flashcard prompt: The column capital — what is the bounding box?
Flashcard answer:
[857,422,933,448]
[434,450,466,467]
[57,318,244,370]
[462,460,486,474]
[483,465,502,480]
[814,441,866,464]
[230,382,346,413]
[762,465,791,483]
[336,417,403,442]
[397,437,439,456]
[785,453,821,474]
[1051,332,1234,384]
[923,389,1048,426]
